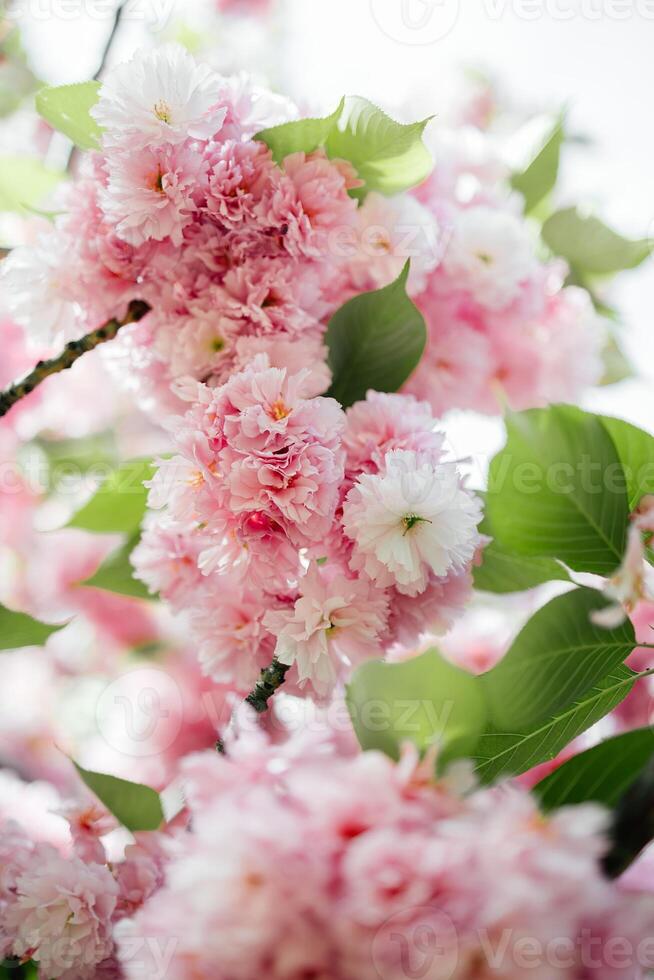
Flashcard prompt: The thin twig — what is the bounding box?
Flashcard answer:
[66,0,126,173]
[0,299,150,418]
[93,0,127,81]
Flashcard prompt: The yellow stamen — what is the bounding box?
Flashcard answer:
[269,399,291,421]
[153,99,172,124]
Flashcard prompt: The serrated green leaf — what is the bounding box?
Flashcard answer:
[73,761,164,831]
[511,114,564,214]
[542,207,651,276]
[255,98,345,164]
[534,728,654,811]
[0,156,64,214]
[326,262,426,407]
[82,532,153,600]
[67,458,154,534]
[481,588,637,731]
[257,96,433,198]
[326,96,433,197]
[474,666,637,784]
[347,589,639,782]
[346,647,487,768]
[600,414,654,511]
[36,81,102,151]
[487,405,629,576]
[0,603,64,651]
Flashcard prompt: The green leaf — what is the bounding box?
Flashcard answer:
[346,647,487,769]
[73,761,164,831]
[534,728,654,811]
[67,458,155,534]
[473,544,568,593]
[603,756,654,877]
[487,405,629,576]
[600,336,633,386]
[600,415,654,511]
[0,961,38,979]
[326,262,426,407]
[257,96,433,198]
[255,98,345,164]
[481,588,637,731]
[325,96,433,197]
[0,603,64,651]
[346,589,639,783]
[473,510,569,594]
[0,156,64,214]
[474,666,637,784]
[35,81,102,151]
[511,114,564,214]
[542,207,651,276]
[82,533,153,600]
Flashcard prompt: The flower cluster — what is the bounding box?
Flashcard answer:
[2,44,603,420]
[113,725,654,979]
[2,44,358,411]
[135,372,481,695]
[403,131,605,414]
[0,778,168,980]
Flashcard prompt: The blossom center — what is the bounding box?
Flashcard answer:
[188,470,205,490]
[147,165,166,194]
[269,399,291,421]
[402,514,431,536]
[153,99,172,123]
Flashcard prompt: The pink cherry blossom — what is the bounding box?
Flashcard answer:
[91,44,227,150]
[264,563,390,696]
[4,846,118,979]
[342,449,482,596]
[102,142,208,247]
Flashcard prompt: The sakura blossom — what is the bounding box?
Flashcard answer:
[591,524,654,629]
[112,728,654,980]
[90,44,227,150]
[264,563,390,695]
[0,25,652,980]
[342,449,482,596]
[4,847,118,979]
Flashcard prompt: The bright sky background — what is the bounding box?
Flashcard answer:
[13,0,654,466]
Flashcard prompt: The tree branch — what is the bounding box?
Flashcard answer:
[215,658,290,753]
[245,658,291,713]
[0,299,150,418]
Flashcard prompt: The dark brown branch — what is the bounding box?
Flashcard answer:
[245,658,291,713]
[215,658,290,754]
[0,299,150,418]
